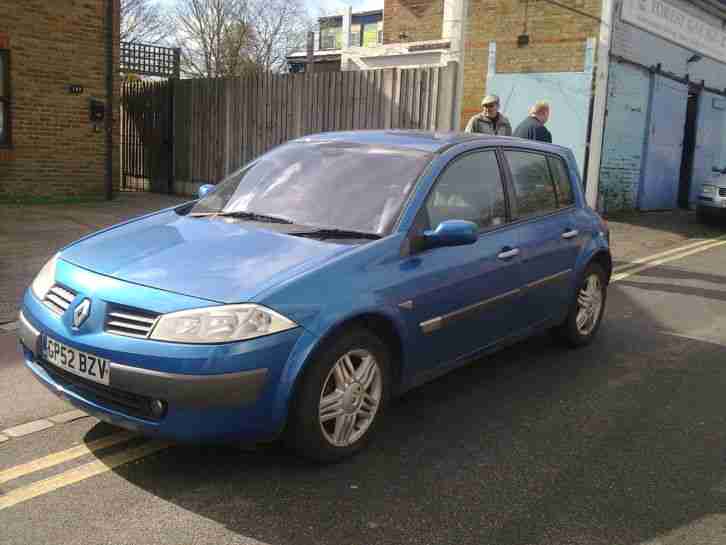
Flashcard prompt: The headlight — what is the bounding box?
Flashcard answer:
[31,254,58,300]
[702,185,716,195]
[149,304,297,343]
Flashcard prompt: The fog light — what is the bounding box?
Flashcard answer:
[150,399,167,418]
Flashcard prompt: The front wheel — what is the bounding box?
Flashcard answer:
[286,328,391,463]
[555,262,607,347]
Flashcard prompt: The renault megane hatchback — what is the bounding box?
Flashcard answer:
[18,131,611,462]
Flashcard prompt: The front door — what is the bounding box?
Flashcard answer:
[394,149,524,376]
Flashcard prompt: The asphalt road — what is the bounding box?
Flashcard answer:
[2,244,726,545]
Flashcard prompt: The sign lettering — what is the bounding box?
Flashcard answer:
[621,0,726,63]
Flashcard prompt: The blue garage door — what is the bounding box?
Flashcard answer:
[638,76,688,210]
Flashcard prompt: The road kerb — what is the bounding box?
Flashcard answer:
[3,419,54,438]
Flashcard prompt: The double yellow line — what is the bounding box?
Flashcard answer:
[0,431,170,511]
[611,234,726,283]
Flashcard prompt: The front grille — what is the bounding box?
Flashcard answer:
[43,285,76,315]
[719,188,726,197]
[105,304,159,339]
[37,357,161,421]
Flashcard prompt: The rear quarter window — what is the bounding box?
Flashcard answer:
[548,156,575,207]
[504,151,558,219]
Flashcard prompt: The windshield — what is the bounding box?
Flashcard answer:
[190,141,432,235]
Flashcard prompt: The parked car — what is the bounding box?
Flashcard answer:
[697,166,726,223]
[18,131,611,462]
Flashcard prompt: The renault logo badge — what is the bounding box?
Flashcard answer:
[73,299,91,329]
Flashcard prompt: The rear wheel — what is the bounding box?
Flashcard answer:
[286,328,391,463]
[555,262,607,347]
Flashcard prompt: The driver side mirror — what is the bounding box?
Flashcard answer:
[197,184,216,199]
[423,220,478,250]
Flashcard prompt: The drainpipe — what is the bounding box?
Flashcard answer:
[585,0,615,210]
[105,0,114,200]
[442,0,468,130]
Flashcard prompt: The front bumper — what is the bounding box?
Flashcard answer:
[697,191,726,210]
[19,300,303,443]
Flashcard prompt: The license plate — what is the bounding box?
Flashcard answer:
[43,336,111,386]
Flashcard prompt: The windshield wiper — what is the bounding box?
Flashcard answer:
[291,228,381,240]
[189,211,293,224]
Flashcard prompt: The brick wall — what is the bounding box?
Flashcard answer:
[461,0,601,127]
[383,0,444,44]
[0,0,120,200]
[598,61,650,212]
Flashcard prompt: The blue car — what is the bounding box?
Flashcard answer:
[18,131,611,462]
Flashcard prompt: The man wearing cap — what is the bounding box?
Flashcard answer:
[464,95,512,136]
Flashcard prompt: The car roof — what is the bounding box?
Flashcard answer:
[293,130,572,156]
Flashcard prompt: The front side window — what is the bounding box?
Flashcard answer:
[191,141,432,235]
[425,151,507,230]
[0,50,9,147]
[505,151,558,218]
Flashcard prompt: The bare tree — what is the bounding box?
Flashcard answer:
[121,0,170,44]
[246,0,313,72]
[173,0,256,77]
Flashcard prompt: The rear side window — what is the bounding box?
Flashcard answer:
[504,151,557,218]
[548,156,575,207]
[425,150,506,230]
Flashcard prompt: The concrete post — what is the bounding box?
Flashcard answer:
[585,0,616,210]
[342,6,352,50]
[442,0,468,130]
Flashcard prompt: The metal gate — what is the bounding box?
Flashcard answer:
[120,42,180,193]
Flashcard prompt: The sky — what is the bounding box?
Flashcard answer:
[157,0,384,19]
[310,0,383,17]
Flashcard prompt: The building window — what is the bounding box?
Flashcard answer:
[0,50,9,147]
[362,23,379,47]
[320,27,341,50]
[351,24,361,47]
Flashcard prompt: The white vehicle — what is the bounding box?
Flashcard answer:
[697,167,726,222]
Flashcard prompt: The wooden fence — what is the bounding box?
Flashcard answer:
[121,63,458,194]
[171,62,458,193]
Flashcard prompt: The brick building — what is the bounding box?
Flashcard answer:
[0,0,120,201]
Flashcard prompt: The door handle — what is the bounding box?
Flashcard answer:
[497,248,520,260]
[562,229,579,239]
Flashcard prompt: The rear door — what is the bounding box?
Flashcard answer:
[395,148,524,375]
[501,149,586,327]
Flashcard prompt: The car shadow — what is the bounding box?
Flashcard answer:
[89,285,726,545]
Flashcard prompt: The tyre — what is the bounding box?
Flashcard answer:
[286,327,391,463]
[555,262,607,348]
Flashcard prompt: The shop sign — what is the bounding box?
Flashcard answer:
[621,0,726,63]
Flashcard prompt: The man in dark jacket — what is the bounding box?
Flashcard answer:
[513,101,552,143]
[464,95,512,136]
